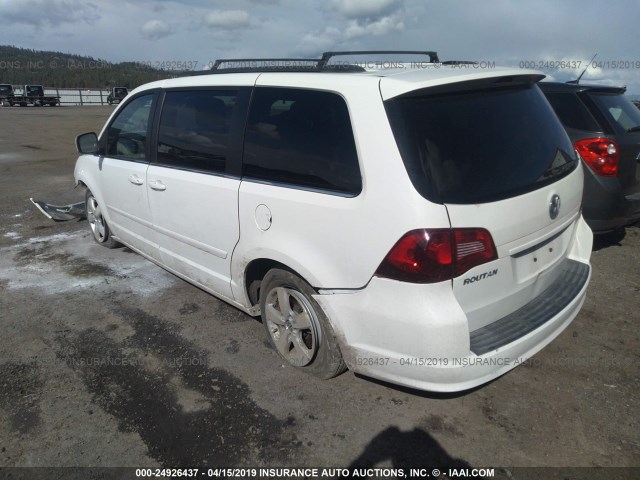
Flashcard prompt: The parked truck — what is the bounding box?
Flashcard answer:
[107,86,128,105]
[1,84,61,106]
[8,85,61,106]
[0,84,17,106]
[24,85,61,106]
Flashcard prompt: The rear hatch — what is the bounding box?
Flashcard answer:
[585,91,640,194]
[384,76,584,332]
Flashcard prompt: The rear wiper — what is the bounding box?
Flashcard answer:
[539,161,574,181]
[627,126,640,133]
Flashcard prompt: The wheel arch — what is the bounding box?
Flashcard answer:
[73,166,114,229]
[242,257,318,309]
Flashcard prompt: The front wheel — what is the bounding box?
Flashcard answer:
[260,269,346,379]
[85,189,119,248]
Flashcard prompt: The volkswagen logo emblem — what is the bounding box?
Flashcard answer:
[549,194,561,220]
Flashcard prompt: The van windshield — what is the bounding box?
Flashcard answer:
[385,83,577,204]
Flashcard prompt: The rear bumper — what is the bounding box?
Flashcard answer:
[314,218,592,393]
[470,259,589,355]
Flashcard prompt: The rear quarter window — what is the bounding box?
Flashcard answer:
[242,87,361,195]
[385,83,578,204]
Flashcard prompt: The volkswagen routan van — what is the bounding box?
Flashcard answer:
[74,51,593,392]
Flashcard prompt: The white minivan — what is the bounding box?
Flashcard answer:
[74,51,593,392]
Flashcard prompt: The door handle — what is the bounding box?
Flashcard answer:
[148,180,167,191]
[128,174,144,185]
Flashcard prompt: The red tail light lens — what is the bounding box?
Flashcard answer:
[574,138,619,177]
[454,229,497,275]
[375,228,497,284]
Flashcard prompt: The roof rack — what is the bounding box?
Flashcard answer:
[210,58,318,70]
[317,50,439,69]
[200,50,439,74]
[441,60,477,66]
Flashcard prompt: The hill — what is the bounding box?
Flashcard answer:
[0,45,182,88]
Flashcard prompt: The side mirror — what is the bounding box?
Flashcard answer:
[76,132,99,154]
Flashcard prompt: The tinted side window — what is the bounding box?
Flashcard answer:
[106,94,154,160]
[243,88,361,195]
[157,90,237,174]
[543,92,600,131]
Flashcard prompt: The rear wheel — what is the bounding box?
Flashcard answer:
[260,269,346,379]
[85,189,119,248]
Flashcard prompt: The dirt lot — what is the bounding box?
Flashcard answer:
[0,107,638,476]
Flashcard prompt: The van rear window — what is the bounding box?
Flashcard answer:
[385,83,577,204]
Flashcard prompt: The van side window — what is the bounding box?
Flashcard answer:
[157,90,237,174]
[106,94,154,160]
[243,87,361,195]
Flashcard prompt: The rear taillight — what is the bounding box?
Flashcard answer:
[574,137,619,177]
[375,228,497,284]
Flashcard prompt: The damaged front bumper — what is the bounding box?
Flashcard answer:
[30,198,85,221]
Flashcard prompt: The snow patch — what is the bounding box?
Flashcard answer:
[1,229,177,296]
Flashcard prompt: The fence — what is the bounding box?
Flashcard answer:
[48,87,114,106]
[9,87,116,106]
[6,87,640,107]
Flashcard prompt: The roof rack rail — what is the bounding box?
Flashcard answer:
[210,58,319,70]
[441,60,477,66]
[197,50,439,74]
[318,50,439,69]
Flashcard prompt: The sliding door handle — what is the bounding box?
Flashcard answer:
[148,180,167,191]
[128,174,144,185]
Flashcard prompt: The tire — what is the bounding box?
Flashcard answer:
[260,268,346,379]
[85,189,119,248]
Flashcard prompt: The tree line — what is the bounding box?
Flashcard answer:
[0,45,184,89]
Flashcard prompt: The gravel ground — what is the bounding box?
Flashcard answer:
[0,106,638,477]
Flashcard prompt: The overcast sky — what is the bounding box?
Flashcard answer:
[1,0,639,93]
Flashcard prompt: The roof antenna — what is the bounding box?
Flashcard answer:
[567,53,597,84]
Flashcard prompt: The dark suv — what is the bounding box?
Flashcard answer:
[540,82,640,233]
